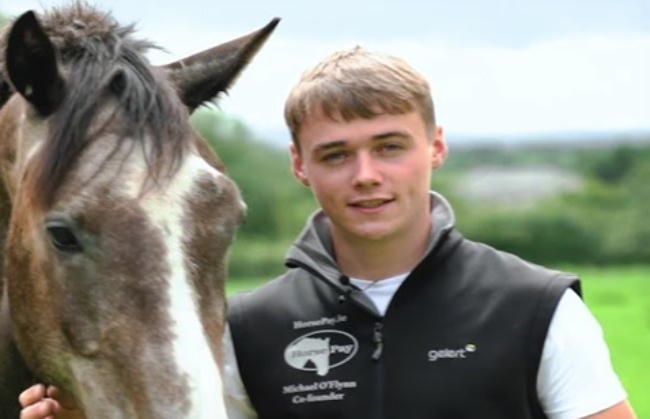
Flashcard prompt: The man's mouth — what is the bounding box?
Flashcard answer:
[351,199,393,209]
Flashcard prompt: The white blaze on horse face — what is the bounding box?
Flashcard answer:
[136,152,230,418]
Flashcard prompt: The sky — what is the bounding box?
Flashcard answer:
[1,0,649,145]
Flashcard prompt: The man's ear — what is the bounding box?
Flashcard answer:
[290,144,310,187]
[431,125,448,170]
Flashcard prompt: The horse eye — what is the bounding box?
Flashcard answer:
[46,225,82,252]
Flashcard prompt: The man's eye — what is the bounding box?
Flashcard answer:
[379,143,403,153]
[322,152,347,163]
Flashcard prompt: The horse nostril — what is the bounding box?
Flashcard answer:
[78,339,100,357]
[63,322,101,357]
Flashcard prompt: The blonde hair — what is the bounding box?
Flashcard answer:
[284,46,435,150]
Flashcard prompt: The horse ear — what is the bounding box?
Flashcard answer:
[5,11,65,116]
[161,18,280,113]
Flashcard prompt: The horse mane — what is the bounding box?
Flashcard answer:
[3,2,191,209]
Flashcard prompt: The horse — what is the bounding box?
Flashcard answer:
[0,3,278,418]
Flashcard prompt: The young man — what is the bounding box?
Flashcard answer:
[20,47,636,419]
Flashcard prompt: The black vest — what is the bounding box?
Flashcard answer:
[228,230,580,419]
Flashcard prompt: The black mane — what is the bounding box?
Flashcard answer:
[5,2,190,207]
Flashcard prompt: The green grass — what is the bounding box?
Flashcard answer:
[227,266,650,418]
[567,266,650,418]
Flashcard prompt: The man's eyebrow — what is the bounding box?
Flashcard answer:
[372,130,410,140]
[313,140,347,154]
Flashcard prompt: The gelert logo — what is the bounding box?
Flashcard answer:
[428,344,478,362]
[284,330,358,376]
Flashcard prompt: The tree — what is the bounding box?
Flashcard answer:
[590,145,637,184]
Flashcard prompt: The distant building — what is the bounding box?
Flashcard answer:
[456,166,584,206]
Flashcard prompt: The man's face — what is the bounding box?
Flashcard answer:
[291,109,447,245]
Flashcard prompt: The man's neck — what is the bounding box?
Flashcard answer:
[332,224,431,281]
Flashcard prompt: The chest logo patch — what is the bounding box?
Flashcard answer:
[284,330,358,376]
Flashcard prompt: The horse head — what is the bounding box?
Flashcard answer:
[0,4,278,418]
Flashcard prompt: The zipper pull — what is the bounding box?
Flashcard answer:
[372,322,384,361]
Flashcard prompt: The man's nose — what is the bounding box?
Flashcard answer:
[352,152,382,187]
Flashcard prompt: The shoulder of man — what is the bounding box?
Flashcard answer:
[227,268,319,321]
[445,231,582,297]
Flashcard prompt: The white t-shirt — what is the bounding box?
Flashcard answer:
[223,279,627,419]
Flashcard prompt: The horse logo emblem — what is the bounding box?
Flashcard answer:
[284,330,358,376]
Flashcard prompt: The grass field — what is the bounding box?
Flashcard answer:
[227,265,650,418]
[569,266,650,418]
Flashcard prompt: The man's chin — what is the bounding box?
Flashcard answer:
[346,224,395,242]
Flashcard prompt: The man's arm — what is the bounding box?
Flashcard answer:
[537,290,636,419]
[583,401,636,419]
